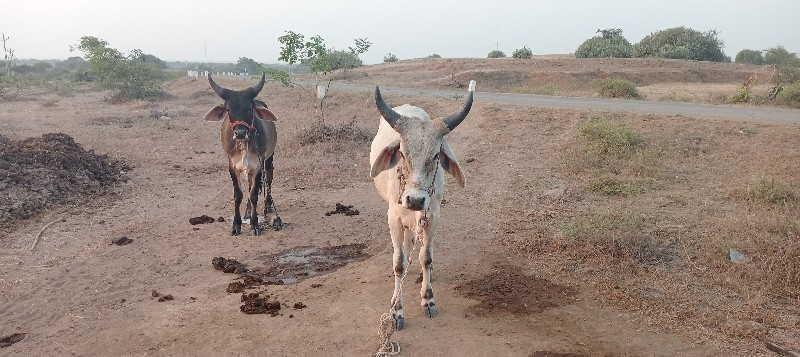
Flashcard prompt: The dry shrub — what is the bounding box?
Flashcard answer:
[298,120,371,145]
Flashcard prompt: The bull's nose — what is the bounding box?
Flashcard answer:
[405,196,426,211]
[233,129,247,139]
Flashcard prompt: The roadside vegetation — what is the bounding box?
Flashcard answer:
[592,78,643,99]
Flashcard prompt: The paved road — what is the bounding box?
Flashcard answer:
[220,76,800,124]
[323,82,800,124]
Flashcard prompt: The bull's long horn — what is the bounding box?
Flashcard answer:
[208,74,230,100]
[375,86,401,128]
[442,91,474,131]
[248,73,266,98]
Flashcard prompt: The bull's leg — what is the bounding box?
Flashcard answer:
[248,168,262,236]
[263,154,274,215]
[388,212,407,330]
[229,167,243,236]
[419,212,439,318]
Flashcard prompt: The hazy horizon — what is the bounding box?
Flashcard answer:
[2,0,799,64]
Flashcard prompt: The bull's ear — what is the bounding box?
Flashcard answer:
[203,104,226,121]
[254,105,277,121]
[440,144,465,188]
[370,140,402,178]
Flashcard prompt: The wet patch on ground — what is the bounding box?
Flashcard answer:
[456,264,579,315]
[252,243,370,284]
[213,244,369,314]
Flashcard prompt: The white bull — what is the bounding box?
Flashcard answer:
[369,87,473,330]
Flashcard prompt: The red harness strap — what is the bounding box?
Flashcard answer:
[226,111,255,132]
[229,120,254,132]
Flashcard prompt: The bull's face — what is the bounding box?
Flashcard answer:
[371,87,471,211]
[202,74,276,141]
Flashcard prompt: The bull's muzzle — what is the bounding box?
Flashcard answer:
[402,188,430,211]
[233,127,248,140]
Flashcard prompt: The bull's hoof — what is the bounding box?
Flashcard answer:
[251,226,262,236]
[423,303,437,318]
[394,315,404,331]
[231,225,241,236]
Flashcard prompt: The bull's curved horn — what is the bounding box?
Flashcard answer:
[248,73,266,98]
[442,91,474,131]
[208,73,231,100]
[375,86,401,128]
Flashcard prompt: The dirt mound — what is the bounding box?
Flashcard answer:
[0,133,129,229]
[456,265,579,315]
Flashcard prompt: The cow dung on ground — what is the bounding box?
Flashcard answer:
[0,133,129,231]
[455,265,579,315]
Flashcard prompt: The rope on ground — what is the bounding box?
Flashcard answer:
[374,216,426,356]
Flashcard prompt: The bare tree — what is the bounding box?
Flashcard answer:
[2,33,17,76]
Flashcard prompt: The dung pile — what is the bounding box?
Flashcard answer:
[0,133,129,228]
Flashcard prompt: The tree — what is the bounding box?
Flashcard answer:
[383,53,399,62]
[763,46,800,67]
[73,36,166,101]
[487,50,506,58]
[236,57,262,74]
[575,29,632,58]
[735,49,764,64]
[274,31,372,124]
[512,46,533,59]
[633,27,727,62]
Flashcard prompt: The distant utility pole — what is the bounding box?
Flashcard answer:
[496,24,500,50]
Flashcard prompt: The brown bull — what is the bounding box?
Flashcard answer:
[203,73,279,235]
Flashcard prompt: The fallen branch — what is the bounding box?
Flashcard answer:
[30,218,61,252]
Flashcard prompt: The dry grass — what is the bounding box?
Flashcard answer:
[297,120,371,145]
[492,109,800,354]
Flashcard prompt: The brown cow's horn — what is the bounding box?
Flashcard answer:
[248,73,266,98]
[442,91,474,131]
[208,73,230,100]
[375,86,401,128]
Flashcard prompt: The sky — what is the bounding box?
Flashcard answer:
[1,0,798,64]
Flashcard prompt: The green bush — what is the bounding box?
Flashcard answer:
[326,50,363,70]
[74,36,166,101]
[426,54,442,59]
[383,53,399,63]
[487,50,506,58]
[575,30,633,59]
[735,49,765,64]
[633,27,727,62]
[592,78,643,99]
[775,82,800,108]
[512,46,533,59]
